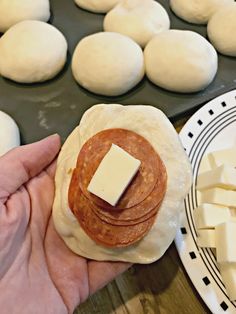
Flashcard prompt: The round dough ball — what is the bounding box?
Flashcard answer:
[74,0,120,13]
[144,30,218,93]
[104,0,170,48]
[72,32,145,96]
[0,20,68,83]
[0,111,20,156]
[208,4,236,57]
[170,0,234,25]
[0,0,50,33]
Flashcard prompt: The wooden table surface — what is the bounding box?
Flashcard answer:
[75,118,211,314]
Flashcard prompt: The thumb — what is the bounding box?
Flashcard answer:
[0,134,61,203]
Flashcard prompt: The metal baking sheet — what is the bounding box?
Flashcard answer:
[0,0,236,144]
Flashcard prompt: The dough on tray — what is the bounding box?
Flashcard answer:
[0,0,50,33]
[0,20,68,83]
[144,30,218,93]
[74,0,120,13]
[72,32,144,96]
[0,111,20,156]
[104,0,170,48]
[170,0,234,25]
[208,3,236,57]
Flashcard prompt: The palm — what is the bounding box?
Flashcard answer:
[0,136,129,314]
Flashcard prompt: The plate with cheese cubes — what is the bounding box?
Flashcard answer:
[175,89,236,314]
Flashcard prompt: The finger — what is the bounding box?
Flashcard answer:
[88,261,132,295]
[45,159,57,179]
[0,134,61,202]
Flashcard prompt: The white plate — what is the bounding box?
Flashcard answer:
[175,90,236,314]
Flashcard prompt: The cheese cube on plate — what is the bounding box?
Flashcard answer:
[216,221,236,263]
[197,165,236,191]
[198,154,212,174]
[220,263,236,301]
[230,209,236,220]
[208,146,236,168]
[199,188,236,208]
[88,144,141,206]
[197,229,216,248]
[194,203,230,229]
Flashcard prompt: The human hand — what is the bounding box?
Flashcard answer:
[0,135,130,314]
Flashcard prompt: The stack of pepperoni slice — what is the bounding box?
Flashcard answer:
[68,128,167,248]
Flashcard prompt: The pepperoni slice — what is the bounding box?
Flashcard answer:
[77,128,161,210]
[72,187,157,248]
[68,168,79,210]
[92,204,159,226]
[91,158,167,225]
[69,166,164,226]
[69,158,166,224]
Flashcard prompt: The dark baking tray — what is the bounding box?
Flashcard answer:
[0,0,236,144]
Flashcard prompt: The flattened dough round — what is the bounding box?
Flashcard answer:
[52,104,192,263]
[0,0,50,33]
[144,30,218,93]
[170,0,234,25]
[74,0,120,13]
[208,4,236,57]
[104,0,170,48]
[0,111,20,156]
[72,32,144,96]
[0,21,68,83]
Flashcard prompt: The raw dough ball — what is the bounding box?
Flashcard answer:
[104,0,170,48]
[0,111,20,156]
[144,30,218,93]
[208,4,236,57]
[74,0,120,13]
[72,32,144,96]
[0,21,68,83]
[0,0,50,33]
[170,0,234,25]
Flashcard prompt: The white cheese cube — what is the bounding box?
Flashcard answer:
[197,229,216,248]
[87,144,141,206]
[208,146,236,168]
[216,221,236,263]
[197,165,236,191]
[220,263,236,301]
[230,208,236,219]
[194,204,231,229]
[199,188,236,208]
[199,154,212,174]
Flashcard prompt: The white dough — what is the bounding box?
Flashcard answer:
[74,0,120,13]
[170,0,234,25]
[0,21,68,84]
[144,30,218,93]
[72,32,144,96]
[0,111,20,156]
[208,4,236,57]
[104,0,170,48]
[0,0,50,33]
[52,104,192,263]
